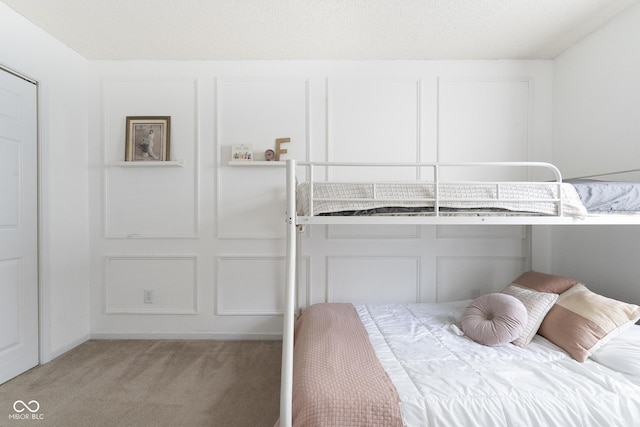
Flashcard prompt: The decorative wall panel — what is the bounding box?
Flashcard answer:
[105,255,198,314]
[327,78,421,181]
[436,256,526,302]
[217,256,286,315]
[438,79,530,181]
[327,256,420,304]
[217,78,308,239]
[102,78,199,238]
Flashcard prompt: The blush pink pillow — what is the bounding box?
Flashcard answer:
[461,293,528,346]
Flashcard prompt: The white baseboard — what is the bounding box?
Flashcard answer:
[43,333,91,363]
[89,332,283,340]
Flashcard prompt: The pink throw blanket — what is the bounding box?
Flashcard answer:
[288,303,403,427]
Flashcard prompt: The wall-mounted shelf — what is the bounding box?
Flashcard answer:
[112,159,185,168]
[228,161,285,167]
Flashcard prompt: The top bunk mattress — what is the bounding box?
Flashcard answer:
[296,181,588,218]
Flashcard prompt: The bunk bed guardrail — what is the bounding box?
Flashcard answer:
[293,160,585,224]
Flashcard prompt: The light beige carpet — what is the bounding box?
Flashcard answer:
[0,340,282,427]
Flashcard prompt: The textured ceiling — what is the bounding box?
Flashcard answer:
[2,0,638,60]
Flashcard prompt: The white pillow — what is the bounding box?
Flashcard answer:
[501,284,558,347]
[591,325,640,385]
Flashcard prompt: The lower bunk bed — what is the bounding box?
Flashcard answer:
[278,160,640,426]
[281,271,640,427]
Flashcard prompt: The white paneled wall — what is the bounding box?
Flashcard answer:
[89,61,553,338]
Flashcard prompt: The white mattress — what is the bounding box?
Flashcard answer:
[355,301,640,427]
[297,182,588,218]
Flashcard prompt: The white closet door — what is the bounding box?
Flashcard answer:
[0,68,38,384]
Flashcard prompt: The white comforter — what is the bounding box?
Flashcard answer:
[355,301,640,427]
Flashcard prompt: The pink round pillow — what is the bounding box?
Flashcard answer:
[460,293,528,346]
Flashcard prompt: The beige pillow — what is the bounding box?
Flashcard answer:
[501,284,558,347]
[538,284,640,362]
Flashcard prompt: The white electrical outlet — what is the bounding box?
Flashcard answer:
[143,289,154,304]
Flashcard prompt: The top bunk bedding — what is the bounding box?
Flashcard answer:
[296,181,587,218]
[565,179,640,212]
[288,161,640,224]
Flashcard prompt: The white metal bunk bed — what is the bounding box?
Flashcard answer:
[279,159,640,427]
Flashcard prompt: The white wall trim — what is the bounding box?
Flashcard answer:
[44,334,91,362]
[297,255,311,310]
[90,332,282,340]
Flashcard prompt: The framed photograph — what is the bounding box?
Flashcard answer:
[125,116,171,161]
[231,144,254,161]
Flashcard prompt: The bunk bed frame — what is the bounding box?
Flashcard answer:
[279,159,640,427]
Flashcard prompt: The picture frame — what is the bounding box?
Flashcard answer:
[231,144,254,161]
[125,116,171,161]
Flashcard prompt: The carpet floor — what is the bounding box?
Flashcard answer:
[0,340,282,427]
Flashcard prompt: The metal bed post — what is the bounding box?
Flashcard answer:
[434,163,440,216]
[280,159,297,427]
